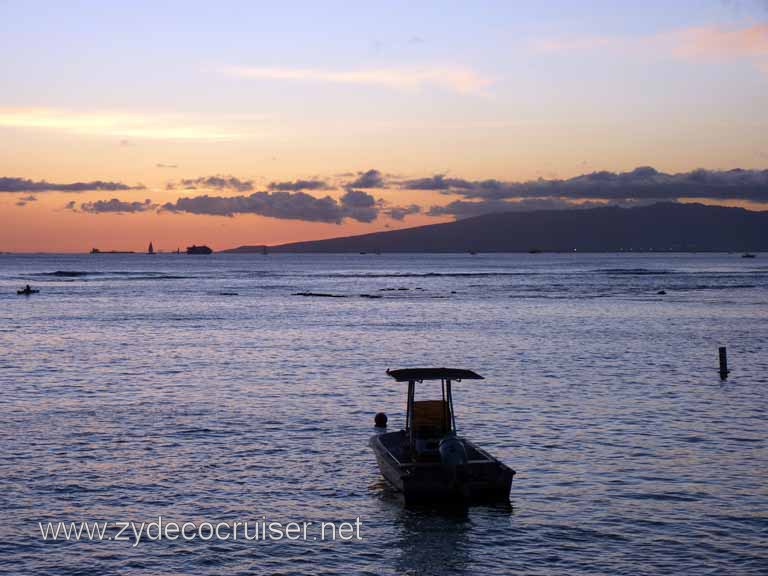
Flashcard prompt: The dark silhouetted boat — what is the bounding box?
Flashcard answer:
[148,242,155,255]
[742,253,756,258]
[186,245,213,255]
[90,248,135,254]
[17,285,39,295]
[369,368,514,507]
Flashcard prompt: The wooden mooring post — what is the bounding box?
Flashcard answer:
[719,346,729,379]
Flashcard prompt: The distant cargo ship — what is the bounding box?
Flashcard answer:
[186,245,213,255]
[91,248,135,254]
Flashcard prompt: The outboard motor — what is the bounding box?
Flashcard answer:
[439,435,469,507]
[439,435,467,467]
[439,435,468,484]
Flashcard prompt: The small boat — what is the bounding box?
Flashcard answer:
[369,368,514,507]
[742,253,756,259]
[17,287,39,295]
[148,242,155,255]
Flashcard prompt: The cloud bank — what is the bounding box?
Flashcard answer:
[162,189,383,223]
[384,204,421,220]
[407,166,768,218]
[268,179,328,191]
[0,176,139,193]
[169,175,254,192]
[79,198,157,213]
[404,167,768,200]
[346,169,386,189]
[15,166,768,222]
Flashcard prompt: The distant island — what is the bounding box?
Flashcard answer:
[221,203,768,253]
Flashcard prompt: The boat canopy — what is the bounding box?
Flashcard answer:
[386,368,483,382]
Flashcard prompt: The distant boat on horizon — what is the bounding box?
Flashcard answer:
[186,245,213,255]
[742,253,757,258]
[91,248,135,254]
[148,242,155,255]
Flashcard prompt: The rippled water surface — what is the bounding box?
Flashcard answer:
[1,253,766,575]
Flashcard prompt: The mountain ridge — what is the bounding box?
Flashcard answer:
[221,202,768,253]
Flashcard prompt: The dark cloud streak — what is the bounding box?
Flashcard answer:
[80,198,157,213]
[385,204,421,220]
[426,198,639,219]
[0,177,140,193]
[15,194,37,206]
[169,175,254,192]
[346,169,386,189]
[339,189,379,222]
[405,167,768,202]
[162,189,381,223]
[268,179,328,191]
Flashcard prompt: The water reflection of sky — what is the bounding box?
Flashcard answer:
[0,253,766,574]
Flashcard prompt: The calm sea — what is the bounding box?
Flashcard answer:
[1,253,766,575]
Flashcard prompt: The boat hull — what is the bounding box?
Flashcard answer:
[370,432,514,506]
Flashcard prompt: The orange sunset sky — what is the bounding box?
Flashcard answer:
[1,1,767,252]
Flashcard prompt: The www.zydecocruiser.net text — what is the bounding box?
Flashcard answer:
[38,517,364,547]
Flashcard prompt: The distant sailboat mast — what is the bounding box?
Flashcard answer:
[148,241,155,255]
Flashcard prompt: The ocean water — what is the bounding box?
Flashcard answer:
[0,252,766,575]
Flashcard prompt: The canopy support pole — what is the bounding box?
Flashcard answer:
[406,380,414,431]
[447,379,457,433]
[406,380,415,455]
[441,379,447,430]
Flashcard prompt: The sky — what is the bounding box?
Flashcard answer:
[1,0,767,252]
